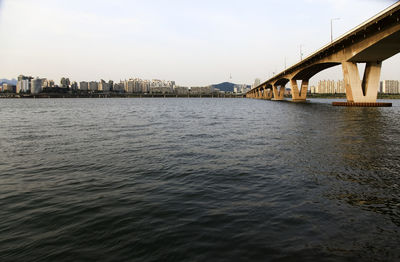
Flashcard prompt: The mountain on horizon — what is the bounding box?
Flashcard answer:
[0,78,17,85]
[211,82,250,92]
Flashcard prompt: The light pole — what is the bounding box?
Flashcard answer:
[331,18,340,43]
[300,44,304,61]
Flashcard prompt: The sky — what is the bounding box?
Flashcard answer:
[0,0,398,86]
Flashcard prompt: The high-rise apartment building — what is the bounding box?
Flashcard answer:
[315,80,345,94]
[336,80,345,94]
[70,81,78,91]
[31,78,44,94]
[253,78,261,88]
[380,80,399,94]
[113,82,125,93]
[60,77,70,88]
[99,80,110,92]
[79,81,89,91]
[17,75,33,93]
[88,81,98,91]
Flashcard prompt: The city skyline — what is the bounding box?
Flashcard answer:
[0,0,398,86]
[1,73,254,95]
[3,73,400,95]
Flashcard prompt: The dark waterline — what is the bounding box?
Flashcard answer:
[0,98,399,261]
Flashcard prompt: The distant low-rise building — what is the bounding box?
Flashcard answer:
[190,86,214,95]
[174,86,189,95]
[2,83,16,93]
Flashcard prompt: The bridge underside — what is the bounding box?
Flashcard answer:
[350,30,400,62]
[293,63,341,80]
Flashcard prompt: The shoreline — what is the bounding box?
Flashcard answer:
[1,93,399,99]
[0,93,246,99]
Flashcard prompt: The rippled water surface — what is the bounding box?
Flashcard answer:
[0,98,399,261]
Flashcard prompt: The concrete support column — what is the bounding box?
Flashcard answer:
[272,86,285,101]
[342,61,382,103]
[263,88,272,100]
[267,89,273,99]
[291,79,308,101]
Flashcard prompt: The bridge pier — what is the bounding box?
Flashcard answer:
[264,89,273,100]
[291,79,308,102]
[342,61,382,103]
[272,86,285,101]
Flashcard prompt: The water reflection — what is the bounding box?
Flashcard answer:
[329,107,400,226]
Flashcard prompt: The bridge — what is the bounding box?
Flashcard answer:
[247,2,400,106]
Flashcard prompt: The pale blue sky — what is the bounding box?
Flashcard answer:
[0,0,398,86]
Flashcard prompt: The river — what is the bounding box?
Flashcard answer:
[0,98,399,261]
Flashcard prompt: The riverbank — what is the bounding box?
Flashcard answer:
[301,94,400,99]
[0,93,246,99]
[2,93,399,99]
